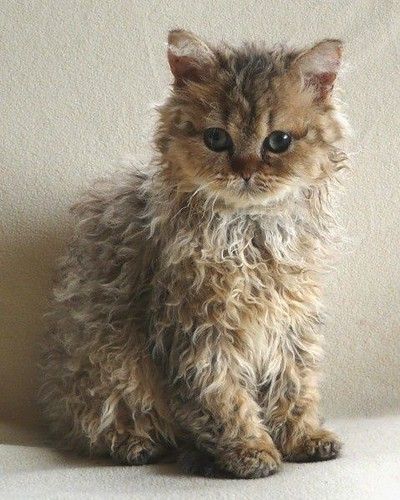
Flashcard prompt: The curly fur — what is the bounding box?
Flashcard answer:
[39,30,348,478]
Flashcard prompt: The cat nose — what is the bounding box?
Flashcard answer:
[230,155,259,180]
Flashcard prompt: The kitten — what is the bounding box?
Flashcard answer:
[40,29,348,479]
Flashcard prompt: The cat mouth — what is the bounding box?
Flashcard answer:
[233,183,267,202]
[239,182,258,196]
[211,175,283,203]
[239,179,252,190]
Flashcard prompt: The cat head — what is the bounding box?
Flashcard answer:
[156,30,347,209]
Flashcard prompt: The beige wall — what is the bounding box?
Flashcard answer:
[1,1,399,427]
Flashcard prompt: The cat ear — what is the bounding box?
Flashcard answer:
[294,39,343,100]
[167,29,216,84]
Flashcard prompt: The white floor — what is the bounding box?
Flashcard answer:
[0,416,399,500]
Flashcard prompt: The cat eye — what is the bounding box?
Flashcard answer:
[263,131,292,154]
[203,128,232,152]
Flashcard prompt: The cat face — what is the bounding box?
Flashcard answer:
[157,30,346,208]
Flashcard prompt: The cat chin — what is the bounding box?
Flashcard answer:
[209,183,297,212]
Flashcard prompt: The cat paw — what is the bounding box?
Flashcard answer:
[110,436,161,465]
[217,444,282,479]
[284,429,342,462]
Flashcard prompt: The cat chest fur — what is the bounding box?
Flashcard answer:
[157,210,322,388]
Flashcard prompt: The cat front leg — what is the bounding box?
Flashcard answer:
[163,331,282,478]
[280,391,342,463]
[268,364,342,462]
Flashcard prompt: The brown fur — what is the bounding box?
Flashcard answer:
[39,30,348,478]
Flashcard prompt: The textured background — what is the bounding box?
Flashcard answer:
[1,0,399,428]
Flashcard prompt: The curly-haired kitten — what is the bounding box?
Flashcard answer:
[40,30,348,479]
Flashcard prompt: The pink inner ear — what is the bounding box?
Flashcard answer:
[167,52,201,84]
[308,71,338,100]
